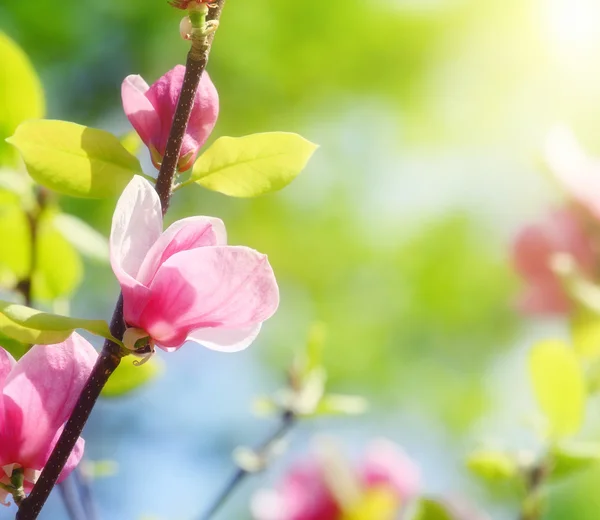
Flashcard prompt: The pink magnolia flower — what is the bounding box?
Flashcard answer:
[0,334,97,505]
[251,439,421,520]
[110,175,279,352]
[512,208,596,314]
[122,65,218,172]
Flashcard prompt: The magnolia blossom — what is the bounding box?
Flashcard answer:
[122,65,218,172]
[0,334,97,505]
[110,176,279,353]
[251,439,420,520]
[512,209,596,314]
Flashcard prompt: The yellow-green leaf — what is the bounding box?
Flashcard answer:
[571,308,600,360]
[0,198,31,281]
[413,499,453,520]
[102,357,162,398]
[529,340,585,439]
[0,33,45,166]
[7,120,142,198]
[466,450,518,481]
[190,132,318,197]
[551,441,600,481]
[0,300,120,346]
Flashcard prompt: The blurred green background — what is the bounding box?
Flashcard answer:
[3,0,600,518]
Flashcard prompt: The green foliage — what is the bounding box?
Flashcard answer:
[467,450,519,482]
[571,308,600,360]
[33,209,83,301]
[529,340,585,439]
[0,33,44,166]
[0,300,119,346]
[551,442,600,482]
[189,133,317,197]
[0,332,27,360]
[102,357,162,398]
[413,499,454,520]
[7,120,142,198]
[0,191,31,283]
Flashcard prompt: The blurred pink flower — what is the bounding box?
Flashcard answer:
[0,334,97,505]
[251,439,420,520]
[122,65,218,172]
[545,126,600,221]
[512,209,596,314]
[110,176,279,352]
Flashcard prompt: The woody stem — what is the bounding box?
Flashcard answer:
[15,2,227,518]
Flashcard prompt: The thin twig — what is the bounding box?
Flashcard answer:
[72,466,100,520]
[15,3,227,518]
[198,412,296,520]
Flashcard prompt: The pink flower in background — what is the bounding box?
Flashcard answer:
[545,126,600,221]
[122,65,219,172]
[110,176,279,352]
[251,439,420,520]
[512,209,596,314]
[0,334,97,505]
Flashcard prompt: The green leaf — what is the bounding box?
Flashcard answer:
[102,357,162,398]
[0,300,120,346]
[190,132,317,197]
[53,213,109,262]
[0,198,31,282]
[529,340,586,439]
[466,450,518,481]
[413,499,454,520]
[6,120,142,198]
[551,441,600,481]
[0,332,27,359]
[120,131,143,157]
[33,210,83,301]
[314,394,368,416]
[0,33,45,167]
[571,308,600,360]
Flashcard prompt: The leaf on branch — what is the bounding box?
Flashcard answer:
[550,441,600,481]
[6,120,143,198]
[413,499,454,520]
[0,33,45,167]
[466,449,518,482]
[529,340,585,439]
[0,300,121,346]
[190,132,318,197]
[0,196,31,282]
[102,357,162,398]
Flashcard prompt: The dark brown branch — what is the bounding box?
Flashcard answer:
[15,3,227,517]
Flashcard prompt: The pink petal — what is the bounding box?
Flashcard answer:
[184,324,262,353]
[512,209,596,315]
[179,71,219,170]
[1,334,97,468]
[546,126,600,220]
[140,246,279,348]
[145,65,219,171]
[146,65,186,156]
[122,75,162,149]
[136,216,227,287]
[361,439,420,499]
[110,176,162,325]
[0,347,15,391]
[57,436,85,483]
